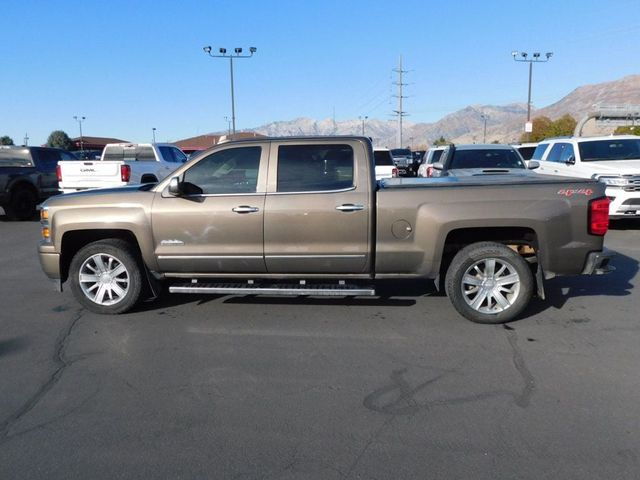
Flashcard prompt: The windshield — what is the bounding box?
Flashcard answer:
[449,148,525,169]
[578,139,640,161]
[374,150,394,166]
[390,148,411,157]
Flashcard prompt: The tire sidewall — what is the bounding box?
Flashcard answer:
[7,188,37,221]
[445,242,534,324]
[69,240,143,314]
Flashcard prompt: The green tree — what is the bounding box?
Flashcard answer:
[547,114,577,138]
[47,130,72,149]
[0,135,14,145]
[521,116,553,143]
[614,125,640,136]
[432,135,450,146]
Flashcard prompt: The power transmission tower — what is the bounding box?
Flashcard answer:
[393,55,409,148]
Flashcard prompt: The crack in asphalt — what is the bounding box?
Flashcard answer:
[503,325,536,408]
[0,308,85,442]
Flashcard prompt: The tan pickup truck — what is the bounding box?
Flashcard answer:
[38,136,613,323]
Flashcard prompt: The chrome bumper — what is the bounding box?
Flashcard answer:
[581,249,615,275]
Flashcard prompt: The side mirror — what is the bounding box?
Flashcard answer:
[168,176,182,196]
[565,155,576,165]
[527,160,540,170]
[432,162,444,170]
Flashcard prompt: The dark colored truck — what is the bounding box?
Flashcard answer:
[38,136,612,323]
[0,146,75,220]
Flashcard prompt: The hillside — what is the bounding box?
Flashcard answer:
[247,74,640,147]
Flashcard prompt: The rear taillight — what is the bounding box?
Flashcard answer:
[120,164,131,182]
[392,167,398,177]
[589,197,610,236]
[56,165,62,183]
[427,166,433,177]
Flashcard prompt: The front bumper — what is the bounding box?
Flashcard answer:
[581,249,615,275]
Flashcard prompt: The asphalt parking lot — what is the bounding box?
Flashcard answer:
[1,218,639,479]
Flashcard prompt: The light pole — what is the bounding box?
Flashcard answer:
[203,46,257,135]
[152,127,157,143]
[73,115,86,151]
[23,133,29,146]
[511,51,553,128]
[480,113,488,143]
[224,116,232,136]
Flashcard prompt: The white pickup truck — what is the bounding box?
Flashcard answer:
[57,143,187,194]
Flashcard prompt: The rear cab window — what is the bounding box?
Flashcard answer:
[374,150,394,166]
[276,144,354,192]
[0,149,33,167]
[103,145,157,162]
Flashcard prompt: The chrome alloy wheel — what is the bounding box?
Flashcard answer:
[461,258,521,314]
[78,253,130,306]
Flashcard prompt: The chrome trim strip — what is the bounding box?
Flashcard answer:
[158,255,263,260]
[268,186,356,195]
[265,255,366,259]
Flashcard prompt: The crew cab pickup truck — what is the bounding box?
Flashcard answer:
[1,146,75,220]
[57,143,187,194]
[38,136,613,324]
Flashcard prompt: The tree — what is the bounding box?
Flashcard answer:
[0,135,14,145]
[520,114,576,143]
[47,130,72,150]
[432,135,450,146]
[614,125,640,136]
[547,114,577,138]
[521,116,552,143]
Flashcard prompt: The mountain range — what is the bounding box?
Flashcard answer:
[246,75,640,148]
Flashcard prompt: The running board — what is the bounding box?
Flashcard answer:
[169,281,375,297]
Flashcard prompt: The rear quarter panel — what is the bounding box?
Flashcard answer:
[375,178,606,278]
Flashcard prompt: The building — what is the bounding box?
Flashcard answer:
[173,132,264,154]
[71,136,130,151]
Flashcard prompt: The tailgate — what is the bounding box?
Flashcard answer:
[59,161,124,189]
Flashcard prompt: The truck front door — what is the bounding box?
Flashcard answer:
[151,144,268,273]
[263,141,372,274]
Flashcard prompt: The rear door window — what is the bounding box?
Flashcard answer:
[277,144,354,193]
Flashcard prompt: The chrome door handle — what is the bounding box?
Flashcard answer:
[336,204,364,212]
[232,206,260,213]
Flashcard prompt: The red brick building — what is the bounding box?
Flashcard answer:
[71,136,130,151]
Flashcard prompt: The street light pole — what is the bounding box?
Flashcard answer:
[73,115,86,151]
[511,51,553,125]
[203,46,257,135]
[224,116,232,136]
[152,127,157,143]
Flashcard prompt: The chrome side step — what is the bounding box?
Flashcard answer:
[169,281,375,297]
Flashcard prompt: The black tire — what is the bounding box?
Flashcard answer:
[140,174,158,183]
[445,242,533,324]
[69,239,143,314]
[6,187,37,221]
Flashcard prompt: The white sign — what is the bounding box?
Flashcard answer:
[524,121,533,133]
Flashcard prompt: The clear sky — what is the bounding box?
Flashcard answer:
[1,0,638,145]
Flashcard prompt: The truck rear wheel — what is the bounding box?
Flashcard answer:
[6,187,37,220]
[69,239,143,314]
[445,242,533,324]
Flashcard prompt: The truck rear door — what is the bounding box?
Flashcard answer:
[263,140,372,274]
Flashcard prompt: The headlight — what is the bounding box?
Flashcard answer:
[595,176,629,186]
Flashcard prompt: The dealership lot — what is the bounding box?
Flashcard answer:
[1,219,639,479]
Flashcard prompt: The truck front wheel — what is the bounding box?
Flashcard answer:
[69,239,143,314]
[445,242,533,324]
